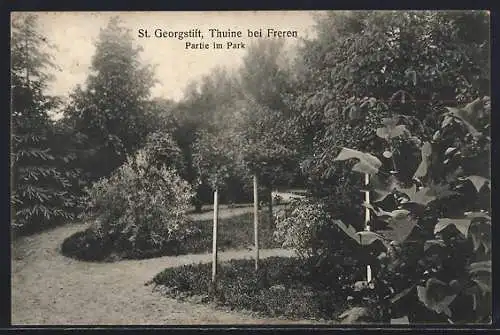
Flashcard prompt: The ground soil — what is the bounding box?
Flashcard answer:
[11,207,329,326]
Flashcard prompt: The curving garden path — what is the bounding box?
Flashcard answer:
[11,207,325,326]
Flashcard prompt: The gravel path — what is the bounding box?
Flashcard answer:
[11,215,325,325]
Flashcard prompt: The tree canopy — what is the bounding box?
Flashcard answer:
[63,16,157,181]
[11,14,80,234]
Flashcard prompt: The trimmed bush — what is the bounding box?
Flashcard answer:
[61,228,112,261]
[150,257,348,320]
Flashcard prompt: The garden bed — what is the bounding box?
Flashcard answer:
[61,211,280,262]
[149,256,349,322]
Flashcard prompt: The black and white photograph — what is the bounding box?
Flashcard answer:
[10,10,491,325]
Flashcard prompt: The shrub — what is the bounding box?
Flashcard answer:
[61,228,112,261]
[150,257,347,320]
[143,131,186,175]
[331,97,491,324]
[62,148,198,260]
[274,199,365,290]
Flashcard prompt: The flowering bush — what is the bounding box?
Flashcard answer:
[275,199,332,259]
[64,148,198,260]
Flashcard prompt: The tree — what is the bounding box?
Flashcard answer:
[169,67,248,211]
[237,39,303,225]
[11,14,80,235]
[63,16,157,181]
[291,10,490,224]
[284,10,490,323]
[192,108,241,280]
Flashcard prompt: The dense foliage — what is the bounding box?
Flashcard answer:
[290,10,490,224]
[11,14,83,235]
[331,97,491,324]
[164,68,250,209]
[63,16,158,182]
[237,40,304,218]
[62,148,197,260]
[274,199,365,288]
[276,10,490,323]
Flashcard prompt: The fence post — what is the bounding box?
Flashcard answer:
[365,173,372,282]
[212,187,219,283]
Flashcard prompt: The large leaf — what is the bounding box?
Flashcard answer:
[424,239,447,252]
[378,212,418,243]
[383,150,393,158]
[417,278,457,317]
[435,212,491,239]
[356,231,385,245]
[445,109,480,138]
[469,220,491,254]
[334,220,384,245]
[413,142,432,179]
[334,219,359,243]
[441,115,454,129]
[434,218,472,237]
[390,284,416,304]
[376,126,408,140]
[376,117,409,140]
[445,98,487,139]
[371,175,400,202]
[465,212,491,221]
[464,176,490,192]
[338,306,372,324]
[468,262,492,301]
[371,207,410,221]
[334,148,382,175]
[397,185,436,206]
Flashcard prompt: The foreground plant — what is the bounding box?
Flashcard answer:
[332,96,491,324]
[62,148,198,260]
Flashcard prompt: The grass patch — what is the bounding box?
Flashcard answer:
[187,203,254,214]
[150,257,348,321]
[62,211,280,261]
[184,211,279,253]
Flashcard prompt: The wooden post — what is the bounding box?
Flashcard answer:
[253,174,259,271]
[212,187,219,283]
[365,173,372,282]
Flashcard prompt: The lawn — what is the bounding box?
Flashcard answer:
[149,256,349,322]
[183,211,280,254]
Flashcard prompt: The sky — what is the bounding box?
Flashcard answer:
[12,11,321,102]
